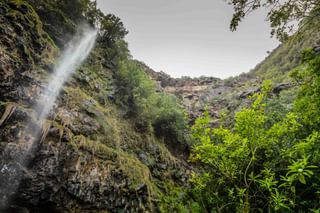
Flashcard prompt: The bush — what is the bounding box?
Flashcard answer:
[189,75,320,212]
[152,94,186,142]
[115,60,187,143]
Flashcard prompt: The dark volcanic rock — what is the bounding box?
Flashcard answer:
[0,1,190,212]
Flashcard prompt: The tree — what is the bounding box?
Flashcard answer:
[114,60,187,142]
[99,14,128,45]
[81,0,104,25]
[228,0,320,41]
[188,50,320,212]
[56,0,85,21]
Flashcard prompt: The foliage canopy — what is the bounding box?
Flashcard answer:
[228,0,320,41]
[115,60,187,143]
[188,49,320,212]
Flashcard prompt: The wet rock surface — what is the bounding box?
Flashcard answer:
[0,1,296,212]
[0,1,190,212]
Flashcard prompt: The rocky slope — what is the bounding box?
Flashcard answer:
[138,16,320,124]
[0,1,190,212]
[0,0,317,212]
[140,62,296,126]
[139,62,222,122]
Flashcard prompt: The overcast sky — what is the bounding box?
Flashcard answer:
[97,0,280,79]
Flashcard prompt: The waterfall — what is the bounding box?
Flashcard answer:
[38,27,97,121]
[0,26,97,210]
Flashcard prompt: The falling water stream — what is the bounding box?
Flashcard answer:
[37,27,97,121]
[0,26,97,210]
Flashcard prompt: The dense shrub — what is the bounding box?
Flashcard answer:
[115,60,187,142]
[188,50,320,212]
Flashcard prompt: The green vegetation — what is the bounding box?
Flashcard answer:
[26,0,127,51]
[115,60,187,143]
[1,0,57,70]
[251,14,320,83]
[6,0,320,211]
[44,1,320,211]
[228,0,320,41]
[186,49,320,212]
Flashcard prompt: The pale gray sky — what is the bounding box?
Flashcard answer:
[97,0,280,79]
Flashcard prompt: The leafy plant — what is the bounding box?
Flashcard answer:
[189,70,320,212]
[115,60,187,143]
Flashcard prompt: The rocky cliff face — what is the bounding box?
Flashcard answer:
[139,62,222,123]
[0,1,301,212]
[139,62,296,126]
[139,62,258,123]
[0,1,190,212]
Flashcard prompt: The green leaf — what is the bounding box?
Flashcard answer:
[298,175,306,184]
